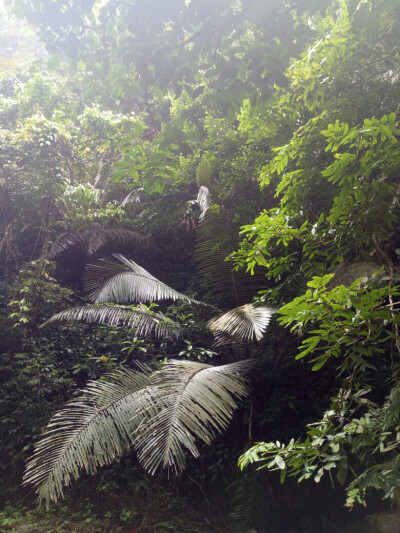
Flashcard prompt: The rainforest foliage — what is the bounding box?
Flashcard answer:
[0,0,400,531]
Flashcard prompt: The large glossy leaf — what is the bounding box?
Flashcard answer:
[23,368,151,506]
[134,359,253,474]
[42,304,180,339]
[207,304,276,342]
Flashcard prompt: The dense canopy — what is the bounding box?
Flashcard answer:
[0,0,399,531]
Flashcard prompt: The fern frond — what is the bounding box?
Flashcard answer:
[134,359,253,474]
[85,254,203,306]
[42,304,180,339]
[23,368,151,506]
[208,304,276,342]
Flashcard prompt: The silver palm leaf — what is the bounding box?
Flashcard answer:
[85,254,203,305]
[23,368,151,506]
[208,304,276,342]
[43,304,180,339]
[134,359,254,474]
[24,361,253,503]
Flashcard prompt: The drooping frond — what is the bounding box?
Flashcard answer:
[48,225,145,259]
[24,361,253,502]
[134,359,253,474]
[42,304,180,339]
[85,254,203,306]
[23,368,151,506]
[48,231,84,259]
[86,227,145,256]
[195,202,242,307]
[327,261,381,289]
[208,304,276,342]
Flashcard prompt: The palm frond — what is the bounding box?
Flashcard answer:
[24,361,253,503]
[211,331,244,358]
[48,225,145,259]
[86,227,145,256]
[327,261,381,289]
[208,304,276,343]
[85,254,203,306]
[48,231,84,259]
[195,203,240,306]
[23,368,151,506]
[134,359,253,474]
[42,304,180,339]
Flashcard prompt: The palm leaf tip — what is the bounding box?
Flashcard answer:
[197,186,215,219]
[207,304,277,342]
[23,368,150,506]
[134,359,254,475]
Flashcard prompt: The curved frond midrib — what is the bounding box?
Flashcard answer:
[160,366,207,458]
[135,361,251,474]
